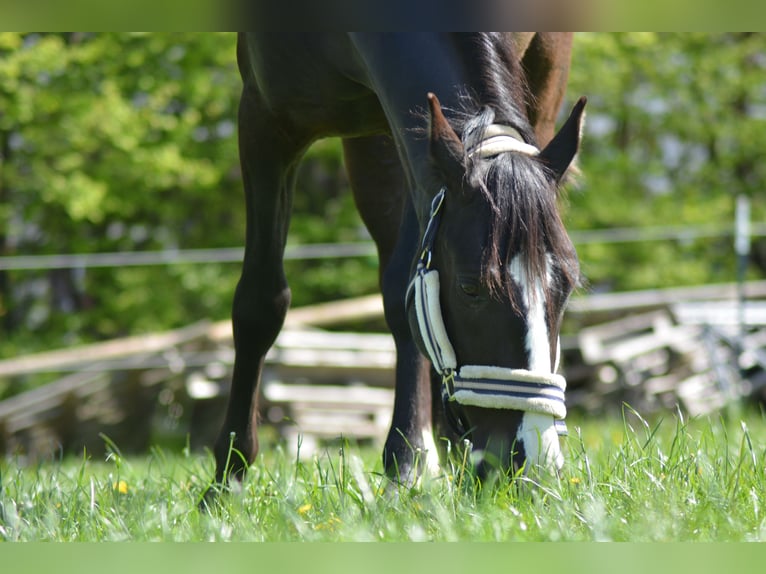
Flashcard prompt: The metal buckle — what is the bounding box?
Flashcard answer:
[441,369,455,399]
[422,249,432,269]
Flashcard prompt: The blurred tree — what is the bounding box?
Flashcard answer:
[0,33,241,359]
[567,33,766,293]
[1,32,765,379]
[0,32,375,370]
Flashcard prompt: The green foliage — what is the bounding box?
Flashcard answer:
[568,33,766,292]
[2,411,766,541]
[1,33,765,361]
[287,139,378,307]
[0,33,245,355]
[0,33,373,360]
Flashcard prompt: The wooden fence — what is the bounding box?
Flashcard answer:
[1,281,765,460]
[0,298,395,460]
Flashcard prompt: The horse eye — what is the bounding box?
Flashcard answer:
[460,282,480,298]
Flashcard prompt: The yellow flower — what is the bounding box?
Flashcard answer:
[314,516,342,531]
[298,503,312,515]
[569,477,581,485]
[113,480,129,494]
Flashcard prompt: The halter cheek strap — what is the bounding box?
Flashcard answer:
[408,186,568,437]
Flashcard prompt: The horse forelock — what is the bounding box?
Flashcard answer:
[430,35,579,313]
[455,108,577,313]
[450,35,578,313]
[484,155,574,307]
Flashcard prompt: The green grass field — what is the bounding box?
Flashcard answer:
[2,406,766,542]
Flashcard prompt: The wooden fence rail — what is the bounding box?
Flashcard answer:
[1,283,765,459]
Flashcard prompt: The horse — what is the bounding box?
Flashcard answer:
[211,32,585,491]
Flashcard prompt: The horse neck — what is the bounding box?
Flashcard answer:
[357,33,530,224]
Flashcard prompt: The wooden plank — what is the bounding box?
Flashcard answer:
[262,381,394,448]
[569,280,766,315]
[283,294,384,328]
[0,372,112,435]
[210,282,766,341]
[267,346,394,372]
[273,329,394,352]
[262,381,394,408]
[673,301,766,326]
[0,320,211,378]
[602,326,697,365]
[676,372,731,416]
[266,365,394,388]
[578,311,674,364]
[285,412,387,439]
[208,294,385,341]
[0,371,109,420]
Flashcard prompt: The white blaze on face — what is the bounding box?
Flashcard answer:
[509,255,564,471]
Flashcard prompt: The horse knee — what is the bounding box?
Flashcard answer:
[381,263,410,339]
[232,280,291,351]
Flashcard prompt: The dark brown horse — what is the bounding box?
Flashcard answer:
[211,32,585,491]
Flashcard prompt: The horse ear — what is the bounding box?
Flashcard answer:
[538,96,587,182]
[428,92,466,185]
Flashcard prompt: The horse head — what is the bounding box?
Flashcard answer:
[408,93,586,477]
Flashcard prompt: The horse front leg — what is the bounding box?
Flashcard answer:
[342,135,441,485]
[380,202,442,485]
[210,82,307,491]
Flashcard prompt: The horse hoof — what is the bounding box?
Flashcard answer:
[197,481,225,512]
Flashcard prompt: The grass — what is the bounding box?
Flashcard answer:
[2,406,766,541]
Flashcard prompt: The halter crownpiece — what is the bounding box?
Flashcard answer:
[468,124,540,159]
[408,186,568,437]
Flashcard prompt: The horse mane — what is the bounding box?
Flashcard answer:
[453,34,580,309]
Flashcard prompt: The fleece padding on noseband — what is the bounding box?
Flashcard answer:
[413,268,456,374]
[452,365,567,420]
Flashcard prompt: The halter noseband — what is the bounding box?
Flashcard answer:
[406,125,568,438]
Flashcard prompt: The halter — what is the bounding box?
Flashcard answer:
[406,125,568,438]
[467,124,541,158]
